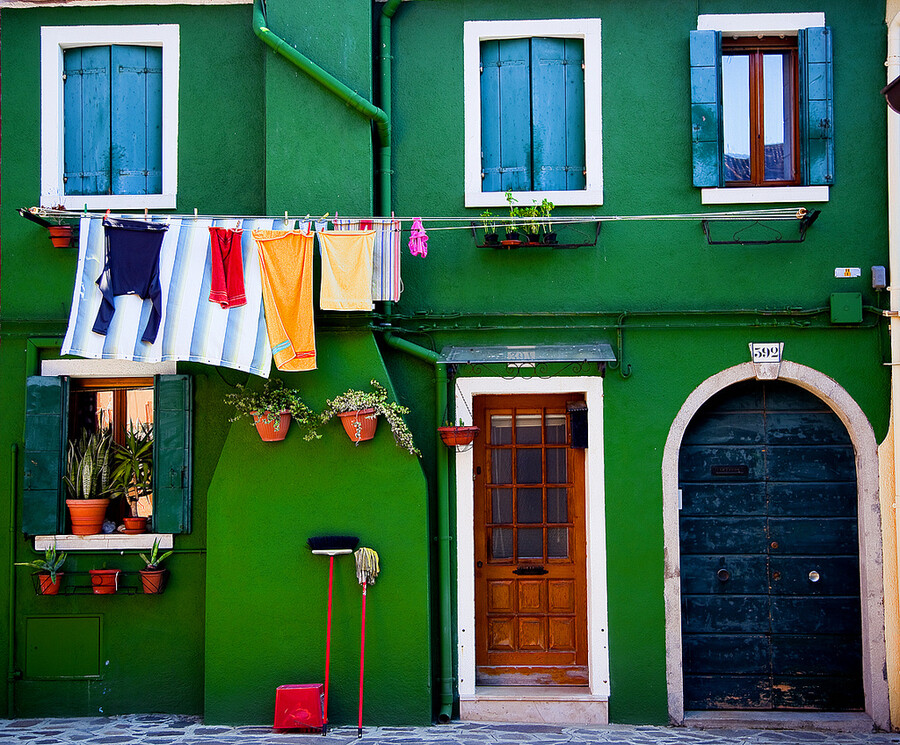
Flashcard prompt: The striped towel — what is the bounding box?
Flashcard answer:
[332,218,401,302]
[61,216,275,378]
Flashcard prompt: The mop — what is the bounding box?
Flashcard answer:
[307,535,359,731]
[354,547,380,738]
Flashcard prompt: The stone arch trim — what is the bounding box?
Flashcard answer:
[662,361,889,729]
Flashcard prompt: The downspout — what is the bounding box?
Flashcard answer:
[382,331,453,723]
[252,0,391,216]
[7,445,18,717]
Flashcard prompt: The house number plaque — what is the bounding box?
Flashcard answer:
[749,342,783,364]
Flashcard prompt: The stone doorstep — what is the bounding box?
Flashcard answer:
[683,711,876,733]
[460,687,608,725]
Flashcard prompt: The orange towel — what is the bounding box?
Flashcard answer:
[317,230,376,311]
[252,229,316,372]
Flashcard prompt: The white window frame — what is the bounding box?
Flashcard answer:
[464,19,603,208]
[40,24,180,210]
[697,12,829,205]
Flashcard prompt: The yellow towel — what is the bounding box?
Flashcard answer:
[317,230,376,311]
[252,229,316,372]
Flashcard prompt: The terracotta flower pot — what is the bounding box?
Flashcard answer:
[437,425,480,448]
[337,408,378,443]
[48,225,73,248]
[37,573,63,596]
[122,516,148,534]
[89,569,121,595]
[252,411,291,442]
[139,568,168,595]
[66,498,110,536]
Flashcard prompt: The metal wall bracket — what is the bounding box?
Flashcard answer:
[701,209,820,246]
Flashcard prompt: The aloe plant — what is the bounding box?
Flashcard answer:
[15,543,67,583]
[63,427,117,501]
[140,537,174,570]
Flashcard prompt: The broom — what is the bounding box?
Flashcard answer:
[354,547,380,739]
[307,535,359,730]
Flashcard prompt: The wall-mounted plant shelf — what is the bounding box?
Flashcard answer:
[701,209,820,246]
[470,221,601,249]
[29,570,168,596]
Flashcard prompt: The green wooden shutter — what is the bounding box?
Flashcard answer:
[153,375,192,534]
[800,27,834,186]
[531,38,586,192]
[63,46,112,196]
[23,377,68,536]
[111,45,163,196]
[689,30,723,188]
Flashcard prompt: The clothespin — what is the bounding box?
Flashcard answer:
[144,208,148,220]
[194,208,198,217]
[284,210,289,224]
[165,215,171,224]
[104,208,110,220]
[84,204,88,215]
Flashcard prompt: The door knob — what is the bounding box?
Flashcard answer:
[716,569,730,582]
[808,571,820,583]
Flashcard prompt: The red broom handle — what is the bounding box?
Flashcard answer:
[324,554,335,724]
[358,584,367,738]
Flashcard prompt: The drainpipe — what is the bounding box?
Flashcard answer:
[7,445,18,717]
[382,331,453,723]
[252,0,391,216]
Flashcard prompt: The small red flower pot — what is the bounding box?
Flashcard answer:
[37,573,63,596]
[123,516,147,534]
[438,426,480,448]
[337,408,378,443]
[252,411,291,442]
[89,569,121,595]
[139,569,168,595]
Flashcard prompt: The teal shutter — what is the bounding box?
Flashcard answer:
[497,38,533,192]
[689,30,723,187]
[800,27,834,186]
[480,40,503,193]
[153,375,192,534]
[111,45,163,195]
[531,38,586,191]
[63,46,112,196]
[23,377,68,536]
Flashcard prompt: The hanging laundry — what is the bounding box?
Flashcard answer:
[408,217,428,257]
[62,216,275,377]
[92,217,168,344]
[317,229,376,311]
[253,229,317,371]
[208,226,246,308]
[334,218,402,302]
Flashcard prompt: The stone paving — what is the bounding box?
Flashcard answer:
[0,716,898,745]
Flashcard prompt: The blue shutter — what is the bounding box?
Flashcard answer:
[23,377,68,536]
[497,38,533,192]
[800,27,834,186]
[689,30,723,187]
[153,375,192,534]
[63,46,112,196]
[531,38,586,192]
[111,45,163,195]
[480,41,503,193]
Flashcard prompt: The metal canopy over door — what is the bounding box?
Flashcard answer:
[679,380,863,710]
[474,394,588,686]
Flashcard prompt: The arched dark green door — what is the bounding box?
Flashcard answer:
[679,380,863,710]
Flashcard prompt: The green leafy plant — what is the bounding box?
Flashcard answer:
[225,379,320,439]
[15,543,67,583]
[140,537,174,570]
[522,203,540,235]
[63,427,118,500]
[321,380,421,456]
[111,422,153,517]
[480,209,497,234]
[505,190,520,233]
[539,198,555,232]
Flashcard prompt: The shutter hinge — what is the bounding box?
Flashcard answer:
[582,62,585,70]
[62,72,67,82]
[480,64,483,74]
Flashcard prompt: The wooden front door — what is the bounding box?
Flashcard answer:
[474,394,588,686]
[679,380,863,710]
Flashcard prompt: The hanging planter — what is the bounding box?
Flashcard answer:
[16,544,67,596]
[438,425,480,448]
[225,380,320,443]
[252,411,292,442]
[89,568,121,595]
[48,225,74,248]
[139,569,168,595]
[36,573,64,596]
[337,408,378,443]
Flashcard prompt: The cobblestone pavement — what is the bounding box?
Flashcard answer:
[0,716,898,745]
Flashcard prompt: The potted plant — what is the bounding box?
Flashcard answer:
[437,419,480,448]
[89,565,121,595]
[540,198,557,245]
[15,543,67,595]
[112,423,153,533]
[522,203,541,244]
[225,379,320,442]
[480,210,499,246]
[139,537,173,594]
[63,427,118,535]
[321,380,421,456]
[503,190,521,246]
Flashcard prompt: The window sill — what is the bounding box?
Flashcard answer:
[701,186,829,205]
[42,194,177,211]
[465,188,604,209]
[35,534,173,551]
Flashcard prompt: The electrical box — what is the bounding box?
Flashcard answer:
[830,293,863,324]
[567,402,588,449]
[274,684,325,731]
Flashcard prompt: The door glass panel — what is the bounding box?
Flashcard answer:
[491,449,512,483]
[547,487,568,522]
[763,52,793,182]
[490,415,512,445]
[546,448,567,483]
[517,528,543,559]
[517,488,543,523]
[516,449,542,483]
[491,488,513,524]
[491,527,513,559]
[546,414,566,444]
[548,527,569,558]
[516,414,542,444]
[722,53,750,182]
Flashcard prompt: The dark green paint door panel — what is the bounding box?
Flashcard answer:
[25,616,101,679]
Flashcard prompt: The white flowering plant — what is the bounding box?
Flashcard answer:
[225,379,321,439]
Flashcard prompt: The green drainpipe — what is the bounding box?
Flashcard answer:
[252,0,391,216]
[382,332,454,723]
